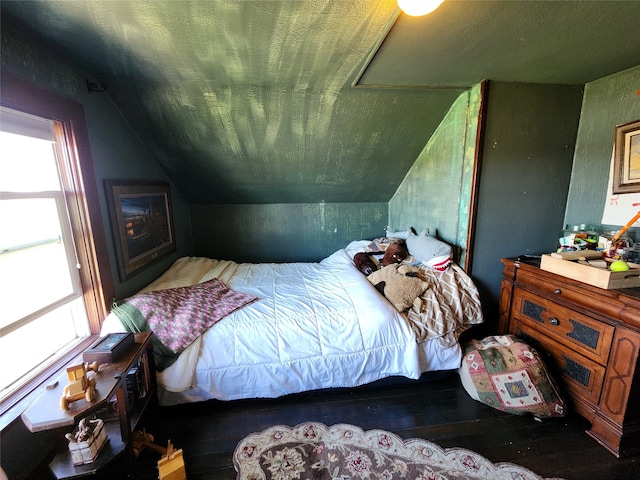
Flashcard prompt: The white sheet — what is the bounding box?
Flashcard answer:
[102,243,480,405]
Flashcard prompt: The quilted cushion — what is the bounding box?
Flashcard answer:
[459,335,566,418]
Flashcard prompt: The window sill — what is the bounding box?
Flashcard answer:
[0,336,98,431]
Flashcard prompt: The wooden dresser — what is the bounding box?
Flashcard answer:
[498,257,640,457]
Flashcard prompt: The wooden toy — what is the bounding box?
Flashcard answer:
[157,440,186,480]
[59,361,99,410]
[65,417,108,465]
[132,429,167,458]
[129,429,187,479]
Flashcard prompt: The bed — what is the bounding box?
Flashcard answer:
[101,239,483,406]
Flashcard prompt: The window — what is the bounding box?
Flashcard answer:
[0,107,91,397]
[0,74,113,413]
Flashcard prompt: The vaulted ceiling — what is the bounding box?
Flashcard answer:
[3,1,640,204]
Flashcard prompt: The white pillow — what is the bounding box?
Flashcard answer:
[406,231,453,271]
[384,228,411,240]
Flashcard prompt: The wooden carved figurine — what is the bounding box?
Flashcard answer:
[132,429,167,458]
[59,361,99,410]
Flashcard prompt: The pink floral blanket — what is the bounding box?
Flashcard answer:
[112,278,257,369]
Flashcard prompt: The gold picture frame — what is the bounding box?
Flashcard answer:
[105,180,176,281]
[613,119,640,194]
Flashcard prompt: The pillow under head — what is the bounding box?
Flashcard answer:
[384,228,411,240]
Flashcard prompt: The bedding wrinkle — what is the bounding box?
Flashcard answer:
[324,261,367,359]
[139,257,220,293]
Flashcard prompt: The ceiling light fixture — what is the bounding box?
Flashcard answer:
[397,0,444,16]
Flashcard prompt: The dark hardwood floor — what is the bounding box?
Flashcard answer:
[29,373,640,479]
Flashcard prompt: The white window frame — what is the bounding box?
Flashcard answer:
[0,190,84,339]
[0,74,114,422]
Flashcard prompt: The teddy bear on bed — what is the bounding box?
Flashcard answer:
[382,241,408,266]
[367,263,428,312]
[354,252,378,275]
[354,241,408,276]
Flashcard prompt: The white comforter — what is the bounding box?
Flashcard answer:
[102,242,482,405]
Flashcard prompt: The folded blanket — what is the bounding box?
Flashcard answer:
[112,277,257,370]
[405,264,483,345]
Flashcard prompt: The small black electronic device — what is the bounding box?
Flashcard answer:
[83,332,134,363]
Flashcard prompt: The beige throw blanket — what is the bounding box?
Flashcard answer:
[405,264,483,346]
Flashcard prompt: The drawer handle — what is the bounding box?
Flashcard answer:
[549,317,560,326]
[553,289,562,295]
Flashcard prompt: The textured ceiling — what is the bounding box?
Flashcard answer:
[3,1,640,205]
[361,1,640,87]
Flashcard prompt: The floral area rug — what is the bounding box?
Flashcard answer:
[233,422,564,480]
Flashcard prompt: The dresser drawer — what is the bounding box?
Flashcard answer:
[513,288,614,365]
[514,320,605,409]
[515,268,622,319]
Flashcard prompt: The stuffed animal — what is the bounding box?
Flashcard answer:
[406,230,453,271]
[367,264,428,312]
[354,252,378,276]
[382,241,409,266]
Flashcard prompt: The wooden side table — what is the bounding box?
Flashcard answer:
[21,332,156,478]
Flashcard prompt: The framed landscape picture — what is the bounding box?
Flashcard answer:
[613,119,640,194]
[105,180,176,281]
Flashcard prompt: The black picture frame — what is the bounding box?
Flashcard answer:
[613,119,640,194]
[105,180,176,281]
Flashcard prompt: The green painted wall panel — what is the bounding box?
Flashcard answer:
[457,83,483,256]
[389,84,482,267]
[191,202,387,262]
[565,65,640,240]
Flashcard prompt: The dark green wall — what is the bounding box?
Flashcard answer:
[190,84,482,265]
[565,65,640,239]
[470,82,584,327]
[192,202,388,262]
[0,17,194,301]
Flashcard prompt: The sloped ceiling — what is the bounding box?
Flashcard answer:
[2,0,640,205]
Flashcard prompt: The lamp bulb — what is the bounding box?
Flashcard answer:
[397,0,445,17]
